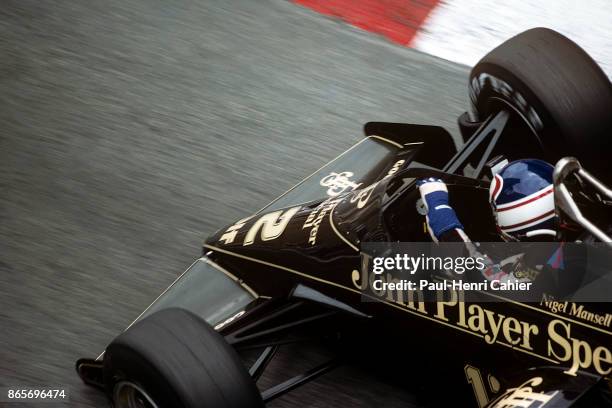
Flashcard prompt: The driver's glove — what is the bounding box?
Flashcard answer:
[417,178,464,242]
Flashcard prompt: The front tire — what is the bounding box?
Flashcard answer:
[469,28,612,179]
[103,308,263,408]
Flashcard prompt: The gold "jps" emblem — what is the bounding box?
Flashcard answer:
[320,172,361,197]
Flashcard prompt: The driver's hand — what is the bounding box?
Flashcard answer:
[417,178,464,242]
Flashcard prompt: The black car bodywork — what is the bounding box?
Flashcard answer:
[78,114,612,407]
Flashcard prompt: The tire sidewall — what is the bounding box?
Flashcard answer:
[103,308,264,408]
[469,65,563,160]
[104,343,183,407]
[468,28,612,176]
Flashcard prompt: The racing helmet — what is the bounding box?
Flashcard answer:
[489,159,557,241]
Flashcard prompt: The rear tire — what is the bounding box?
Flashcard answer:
[103,308,263,408]
[469,28,612,179]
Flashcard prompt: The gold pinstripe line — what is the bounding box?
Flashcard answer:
[203,244,566,366]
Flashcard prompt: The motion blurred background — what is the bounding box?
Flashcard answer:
[0,1,610,407]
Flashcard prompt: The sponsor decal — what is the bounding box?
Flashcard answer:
[465,365,492,408]
[350,159,406,209]
[489,377,557,408]
[356,267,612,376]
[465,365,504,408]
[385,159,406,177]
[351,183,378,209]
[540,294,612,329]
[320,171,361,197]
[303,198,341,245]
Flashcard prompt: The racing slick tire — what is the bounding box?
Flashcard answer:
[469,27,612,179]
[103,308,263,408]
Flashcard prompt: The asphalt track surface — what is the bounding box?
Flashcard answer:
[0,1,469,407]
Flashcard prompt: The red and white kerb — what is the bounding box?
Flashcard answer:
[292,0,612,79]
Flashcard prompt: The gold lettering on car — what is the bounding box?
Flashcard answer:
[359,267,611,375]
[540,294,612,329]
[319,172,361,197]
[489,377,557,408]
[547,319,612,376]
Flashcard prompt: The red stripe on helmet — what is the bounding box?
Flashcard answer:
[496,187,553,212]
[490,174,503,203]
[499,209,555,230]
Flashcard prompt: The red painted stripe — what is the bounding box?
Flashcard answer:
[490,174,502,202]
[293,0,441,46]
[496,188,553,212]
[500,209,555,230]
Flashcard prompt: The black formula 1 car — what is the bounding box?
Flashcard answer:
[77,28,612,408]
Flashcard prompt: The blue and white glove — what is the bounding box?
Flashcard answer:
[417,178,463,242]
